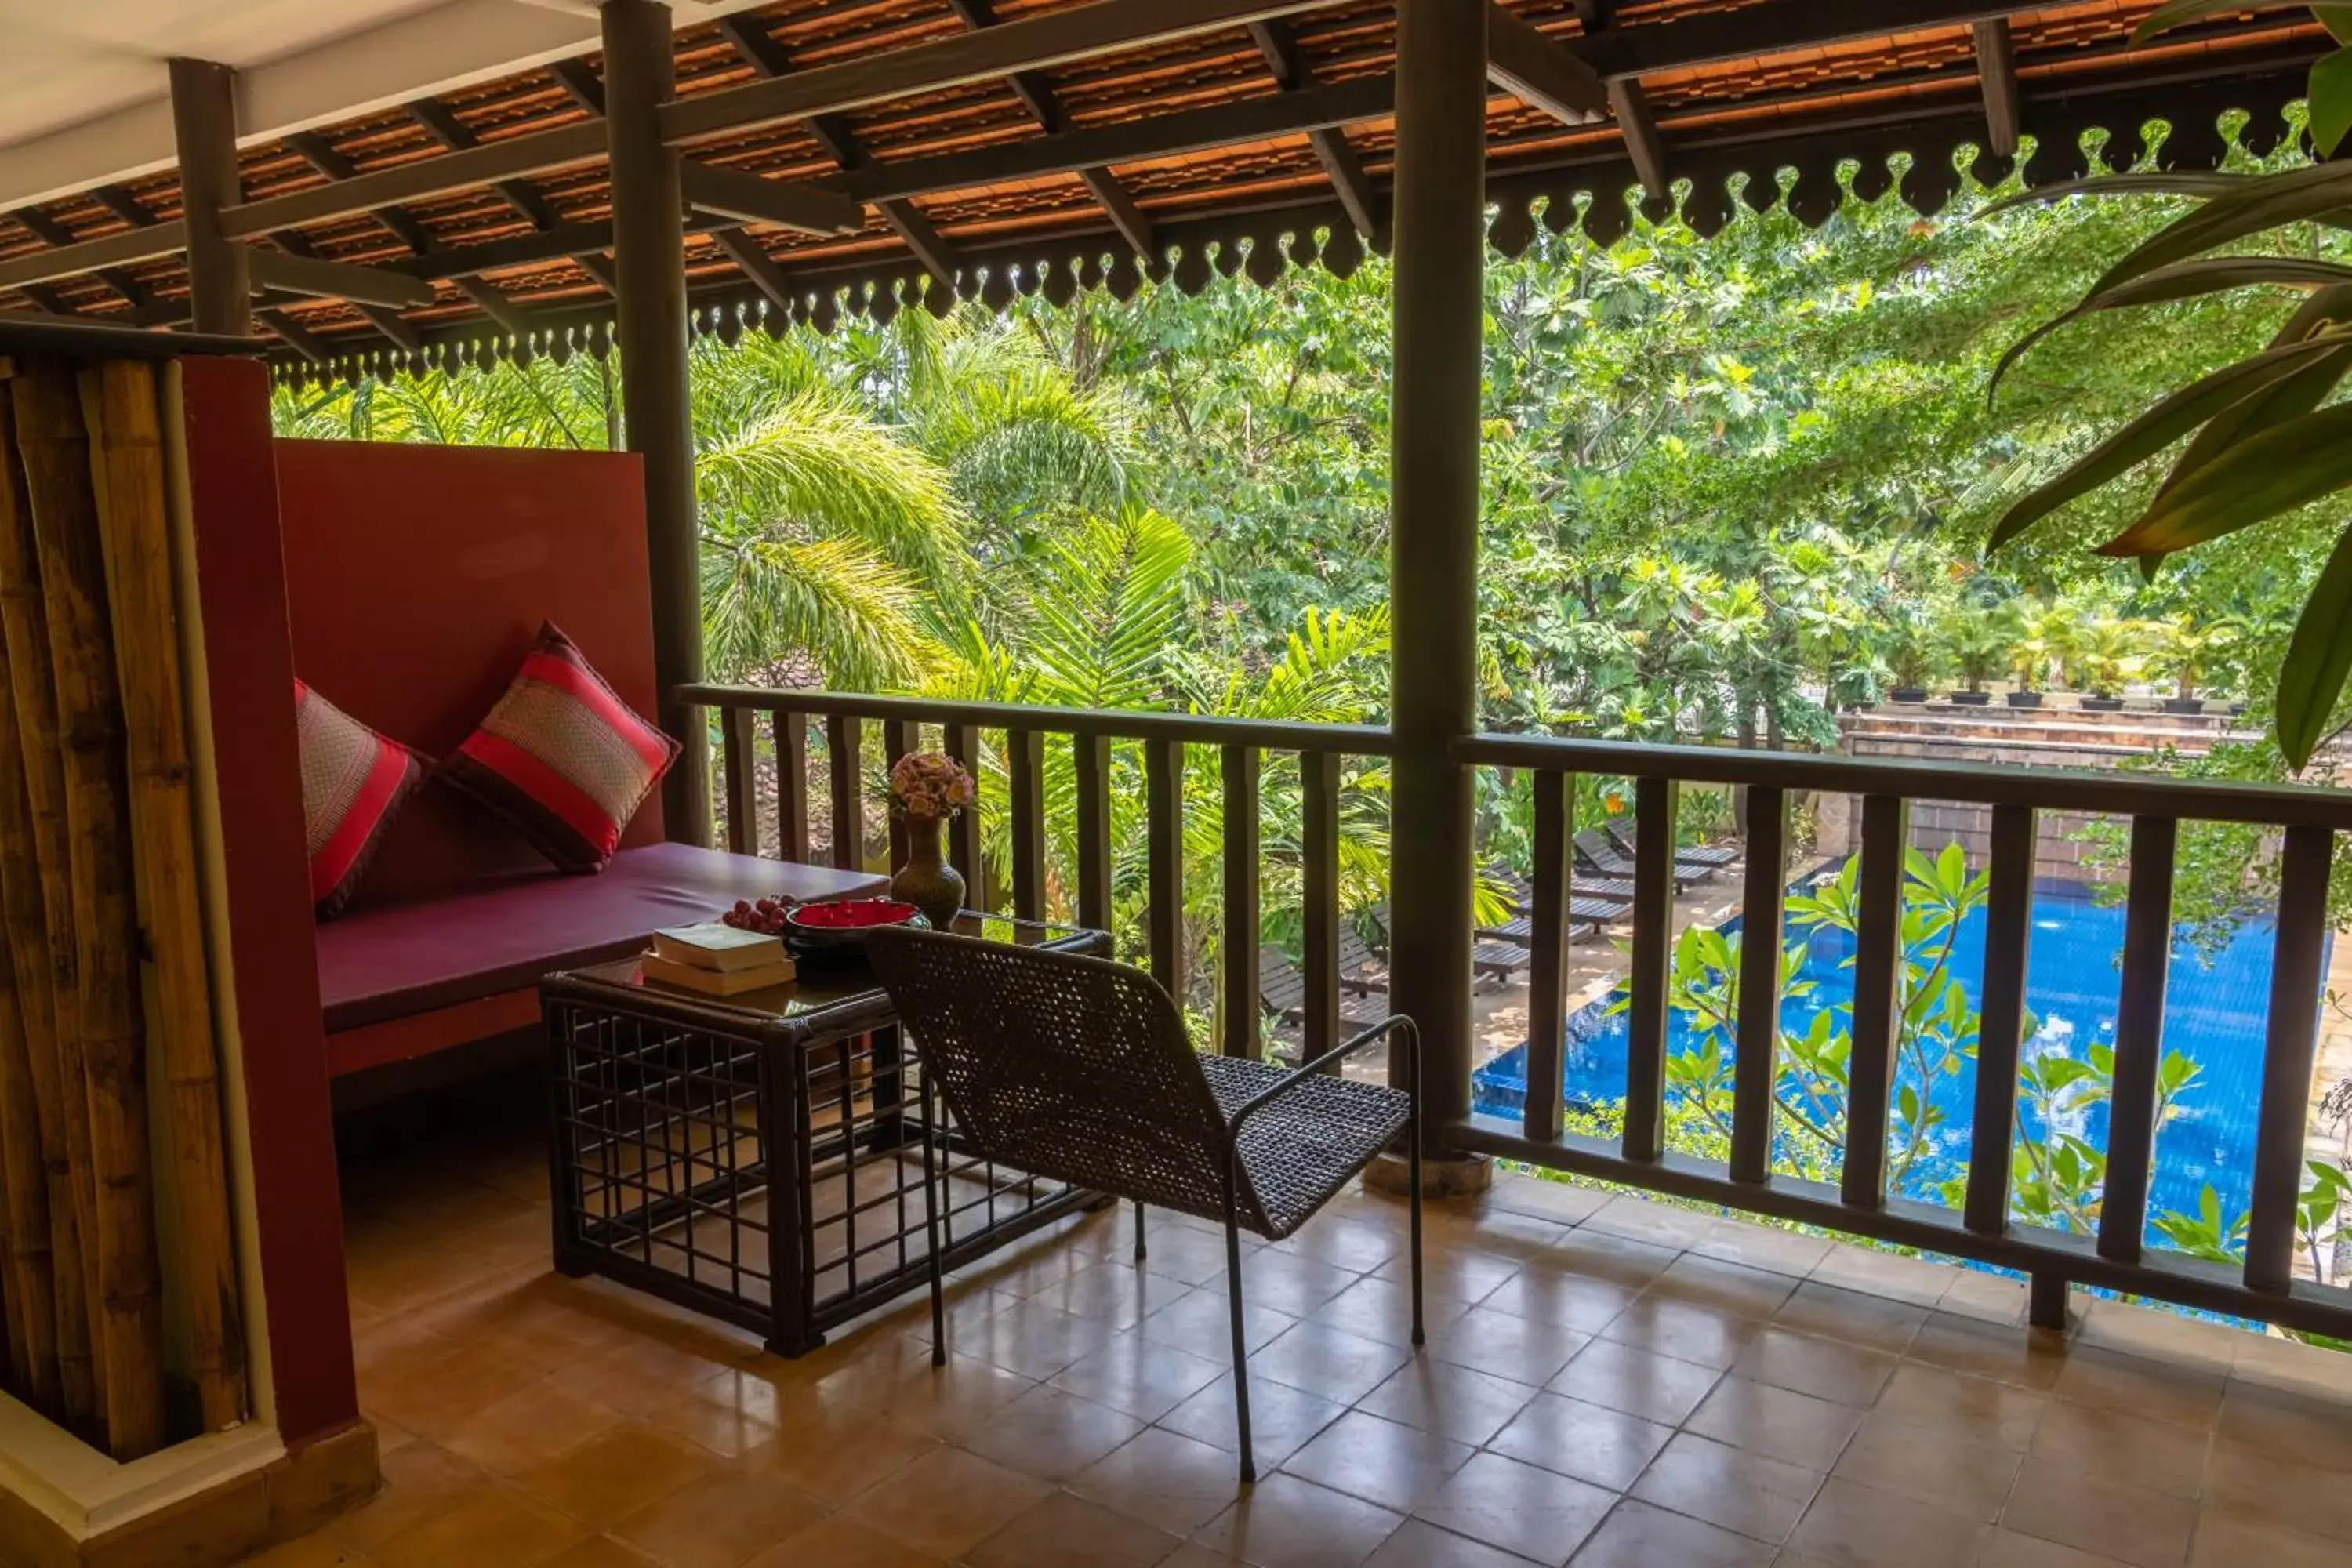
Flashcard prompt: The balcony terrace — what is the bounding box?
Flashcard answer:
[314,1094,2352,1568]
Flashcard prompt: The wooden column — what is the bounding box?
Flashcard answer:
[1385,0,1486,1167]
[167,60,252,338]
[603,0,712,846]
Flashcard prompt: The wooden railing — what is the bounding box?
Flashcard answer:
[1454,732,2352,1338]
[677,685,1393,1067]
[677,684,2352,1339]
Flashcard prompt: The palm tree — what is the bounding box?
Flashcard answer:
[270,310,1138,691]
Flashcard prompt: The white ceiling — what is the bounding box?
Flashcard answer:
[0,0,752,212]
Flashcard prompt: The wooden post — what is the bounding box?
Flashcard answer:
[168,60,252,339]
[0,376,102,1441]
[11,365,167,1461]
[82,361,247,1434]
[0,396,60,1421]
[604,0,712,848]
[1385,0,1486,1171]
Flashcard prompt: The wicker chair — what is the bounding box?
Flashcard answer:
[865,927,1423,1482]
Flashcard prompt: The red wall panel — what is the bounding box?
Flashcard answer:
[271,440,658,906]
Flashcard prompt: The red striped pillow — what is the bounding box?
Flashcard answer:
[443,622,679,873]
[294,679,426,919]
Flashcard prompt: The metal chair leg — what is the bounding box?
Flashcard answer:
[1223,1180,1255,1483]
[1134,1200,1148,1264]
[919,1074,947,1367]
[1408,1019,1425,1348]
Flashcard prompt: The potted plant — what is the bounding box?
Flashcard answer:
[1936,603,2018,706]
[2074,617,2147,713]
[1884,608,1943,704]
[2151,615,2234,716]
[2006,627,2049,709]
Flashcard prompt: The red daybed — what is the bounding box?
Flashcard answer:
[275,439,881,1077]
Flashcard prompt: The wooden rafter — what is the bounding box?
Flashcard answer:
[1975,17,2023,158]
[714,13,956,290]
[1487,2,1608,125]
[1609,79,1670,201]
[659,0,1345,144]
[244,248,438,310]
[678,160,864,236]
[1250,19,1384,245]
[945,0,1156,259]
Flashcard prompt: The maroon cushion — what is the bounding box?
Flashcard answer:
[314,843,887,1033]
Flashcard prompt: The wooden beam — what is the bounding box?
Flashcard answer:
[1975,16,2022,158]
[942,0,1155,255]
[9,211,151,309]
[659,0,1347,145]
[218,0,1345,243]
[409,98,562,230]
[836,75,1390,205]
[1080,168,1156,256]
[547,58,606,118]
[880,206,960,289]
[270,230,423,353]
[245,247,438,309]
[1487,2,1609,125]
[1609,78,1670,199]
[575,252,619,294]
[169,59,251,336]
[256,306,331,364]
[218,123,605,240]
[707,229,797,315]
[89,187,157,230]
[1574,0,2021,78]
[1251,19,1382,244]
[678,158,866,235]
[454,277,535,337]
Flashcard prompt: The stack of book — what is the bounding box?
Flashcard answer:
[640,921,796,996]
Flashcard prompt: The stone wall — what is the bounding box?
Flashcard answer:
[1809,702,2256,885]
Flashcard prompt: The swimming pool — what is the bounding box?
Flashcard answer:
[1472,879,2326,1247]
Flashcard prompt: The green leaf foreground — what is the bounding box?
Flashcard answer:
[2096,401,2352,557]
[2276,523,2352,768]
[1989,332,2352,549]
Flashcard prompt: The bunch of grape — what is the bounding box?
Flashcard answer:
[722,897,793,935]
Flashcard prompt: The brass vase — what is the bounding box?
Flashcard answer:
[891,812,965,930]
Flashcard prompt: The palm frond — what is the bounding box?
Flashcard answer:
[699,532,935,691]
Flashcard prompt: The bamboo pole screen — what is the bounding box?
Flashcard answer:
[0,355,247,1461]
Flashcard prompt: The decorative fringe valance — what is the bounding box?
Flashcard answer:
[274,65,2309,391]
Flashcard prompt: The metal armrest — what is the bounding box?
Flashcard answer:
[1227,1015,1418,1138]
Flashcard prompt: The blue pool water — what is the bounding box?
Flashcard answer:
[1472,879,2324,1245]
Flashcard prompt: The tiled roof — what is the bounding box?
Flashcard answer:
[0,1,2318,379]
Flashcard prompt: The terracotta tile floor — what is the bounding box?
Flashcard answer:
[256,1110,2352,1568]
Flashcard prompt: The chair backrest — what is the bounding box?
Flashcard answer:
[864,930,1240,1223]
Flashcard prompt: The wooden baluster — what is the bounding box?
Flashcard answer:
[826,715,862,873]
[1624,777,1679,1164]
[2245,825,2332,1294]
[884,719,920,871]
[772,710,809,863]
[1301,750,1341,1072]
[722,708,758,855]
[1146,739,1185,1000]
[1842,794,1908,1210]
[1965,804,2036,1236]
[1222,744,1261,1059]
[1730,786,1788,1185]
[2100,815,2176,1266]
[1074,735,1112,934]
[1523,769,1570,1143]
[944,723,983,908]
[1007,728,1045,921]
